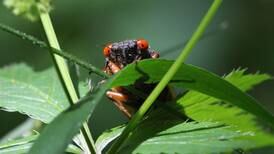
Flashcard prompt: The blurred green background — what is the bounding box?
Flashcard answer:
[0,0,273,144]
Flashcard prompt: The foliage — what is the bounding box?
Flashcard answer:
[0,134,82,154]
[117,109,256,154]
[0,60,273,153]
[0,63,68,123]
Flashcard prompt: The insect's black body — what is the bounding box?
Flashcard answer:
[106,40,152,68]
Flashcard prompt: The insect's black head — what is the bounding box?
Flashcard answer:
[103,39,151,67]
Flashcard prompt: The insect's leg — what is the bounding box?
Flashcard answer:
[150,51,160,59]
[107,61,121,74]
[103,60,113,75]
[98,60,121,89]
[104,60,135,117]
[106,90,135,118]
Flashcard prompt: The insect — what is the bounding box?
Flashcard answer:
[103,39,173,118]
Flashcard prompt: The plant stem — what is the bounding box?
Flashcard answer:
[107,0,223,153]
[39,13,78,104]
[37,8,96,154]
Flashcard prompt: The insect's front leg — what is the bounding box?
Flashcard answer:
[92,61,116,91]
[150,51,160,59]
[104,60,121,75]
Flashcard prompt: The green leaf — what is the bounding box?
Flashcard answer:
[0,63,69,123]
[95,125,125,153]
[176,68,272,131]
[0,143,32,154]
[28,77,114,154]
[0,135,82,154]
[0,135,37,154]
[111,59,274,127]
[66,144,84,154]
[115,109,255,154]
[225,68,272,91]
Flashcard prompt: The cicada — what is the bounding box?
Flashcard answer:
[102,39,174,118]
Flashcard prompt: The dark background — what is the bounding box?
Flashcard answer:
[0,0,273,147]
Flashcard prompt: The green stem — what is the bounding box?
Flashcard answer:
[37,8,96,154]
[39,13,78,104]
[107,0,223,153]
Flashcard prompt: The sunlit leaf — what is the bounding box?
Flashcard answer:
[176,68,272,131]
[116,109,256,154]
[0,135,37,154]
[0,63,69,123]
[95,125,125,153]
[0,134,82,154]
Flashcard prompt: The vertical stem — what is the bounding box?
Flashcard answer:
[107,0,223,153]
[39,13,77,104]
[38,9,96,154]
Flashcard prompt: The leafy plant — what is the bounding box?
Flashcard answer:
[0,0,273,154]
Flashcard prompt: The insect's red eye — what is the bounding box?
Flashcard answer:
[103,45,112,57]
[137,39,149,50]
